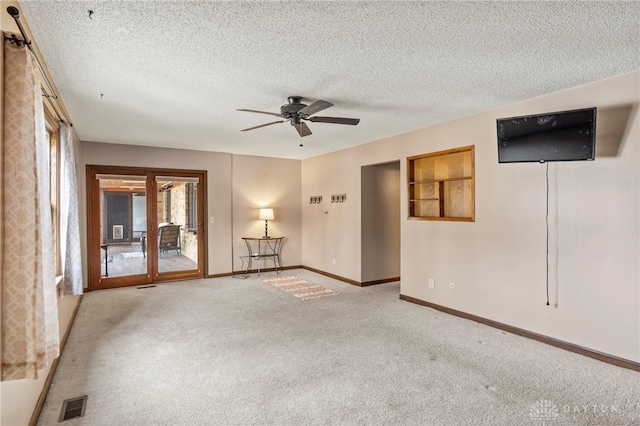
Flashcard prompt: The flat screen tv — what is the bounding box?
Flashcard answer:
[496,107,596,163]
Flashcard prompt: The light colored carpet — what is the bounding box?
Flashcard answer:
[262,275,339,300]
[37,269,640,425]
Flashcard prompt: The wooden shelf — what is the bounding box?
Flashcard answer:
[408,216,473,222]
[410,176,472,184]
[407,145,475,221]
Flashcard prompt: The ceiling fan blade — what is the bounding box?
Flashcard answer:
[241,121,284,131]
[237,108,282,117]
[308,116,360,125]
[293,121,312,137]
[298,100,333,116]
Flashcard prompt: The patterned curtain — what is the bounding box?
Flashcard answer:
[59,122,83,295]
[2,38,60,380]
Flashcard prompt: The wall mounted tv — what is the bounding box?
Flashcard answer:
[496,107,596,163]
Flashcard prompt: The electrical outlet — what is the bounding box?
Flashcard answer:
[449,282,455,289]
[428,278,435,289]
[332,258,336,265]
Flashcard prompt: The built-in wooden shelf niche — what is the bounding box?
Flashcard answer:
[407,145,475,221]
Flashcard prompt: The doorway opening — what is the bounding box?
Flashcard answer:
[361,160,401,285]
[87,166,206,290]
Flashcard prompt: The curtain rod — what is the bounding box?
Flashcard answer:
[4,6,72,125]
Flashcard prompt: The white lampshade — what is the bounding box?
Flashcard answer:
[259,208,274,220]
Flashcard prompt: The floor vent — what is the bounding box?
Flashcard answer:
[137,285,156,289]
[58,395,87,422]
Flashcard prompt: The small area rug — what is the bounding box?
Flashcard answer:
[261,275,339,300]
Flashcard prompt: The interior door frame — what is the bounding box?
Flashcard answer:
[87,165,207,290]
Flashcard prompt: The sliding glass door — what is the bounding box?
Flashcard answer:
[87,166,206,290]
[155,175,202,277]
[98,175,148,281]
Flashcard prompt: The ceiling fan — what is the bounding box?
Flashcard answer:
[237,96,360,137]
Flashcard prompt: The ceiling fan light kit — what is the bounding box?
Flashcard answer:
[238,96,360,138]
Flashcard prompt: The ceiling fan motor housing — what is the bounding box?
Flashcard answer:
[281,96,306,119]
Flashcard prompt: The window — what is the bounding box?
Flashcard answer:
[186,183,197,231]
[45,109,61,275]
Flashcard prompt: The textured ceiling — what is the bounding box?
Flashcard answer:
[16,1,640,159]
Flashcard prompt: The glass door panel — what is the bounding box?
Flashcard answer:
[98,175,148,279]
[155,176,200,276]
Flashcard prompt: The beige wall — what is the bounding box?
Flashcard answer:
[302,71,640,362]
[302,145,402,281]
[79,143,302,278]
[231,155,302,272]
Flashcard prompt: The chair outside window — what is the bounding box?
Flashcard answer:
[158,224,181,258]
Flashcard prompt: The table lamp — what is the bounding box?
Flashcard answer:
[259,208,274,238]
